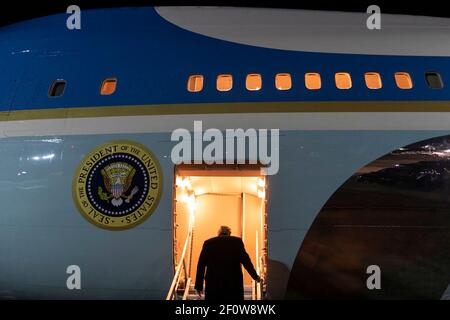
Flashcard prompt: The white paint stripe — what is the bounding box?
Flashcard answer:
[156,7,450,56]
[2,113,450,138]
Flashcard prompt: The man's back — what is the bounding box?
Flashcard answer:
[195,235,259,300]
[201,236,245,274]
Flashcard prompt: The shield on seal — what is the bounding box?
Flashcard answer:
[101,162,136,207]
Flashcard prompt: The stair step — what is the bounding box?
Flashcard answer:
[187,294,204,300]
[184,284,257,300]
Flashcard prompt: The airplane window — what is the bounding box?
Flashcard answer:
[100,78,117,95]
[425,72,444,89]
[305,73,322,90]
[217,74,233,92]
[48,80,66,97]
[365,72,382,89]
[335,72,352,89]
[395,72,413,89]
[275,73,292,90]
[246,74,262,91]
[187,75,204,92]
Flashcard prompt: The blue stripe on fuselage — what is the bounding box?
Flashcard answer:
[0,7,450,113]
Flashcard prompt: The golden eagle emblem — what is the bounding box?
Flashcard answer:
[99,162,139,207]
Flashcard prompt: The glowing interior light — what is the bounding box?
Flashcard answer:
[185,178,191,190]
[258,178,265,188]
[257,189,265,199]
[305,73,322,90]
[187,194,197,213]
[187,75,204,92]
[180,192,189,203]
[176,176,192,190]
[275,73,292,90]
[335,72,352,90]
[176,176,183,187]
[217,74,233,92]
[246,74,262,91]
[395,72,413,89]
[194,187,205,196]
[189,201,196,223]
[365,72,382,89]
[100,78,117,95]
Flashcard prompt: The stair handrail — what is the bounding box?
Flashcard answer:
[166,218,193,300]
[252,230,263,300]
[182,278,192,300]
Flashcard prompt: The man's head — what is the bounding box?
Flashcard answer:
[218,225,231,236]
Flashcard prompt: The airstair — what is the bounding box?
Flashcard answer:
[166,221,264,300]
[182,283,254,300]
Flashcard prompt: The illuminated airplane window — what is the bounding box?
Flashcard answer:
[275,73,292,90]
[365,72,382,89]
[217,74,233,92]
[100,78,117,95]
[246,74,262,91]
[305,73,322,90]
[395,72,413,89]
[187,75,204,92]
[335,72,352,89]
[425,72,444,89]
[48,80,66,97]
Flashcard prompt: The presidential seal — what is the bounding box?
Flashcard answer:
[73,140,163,230]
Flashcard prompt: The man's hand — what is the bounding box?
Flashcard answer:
[255,276,262,283]
[196,289,203,298]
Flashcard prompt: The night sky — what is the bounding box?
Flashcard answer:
[0,0,449,27]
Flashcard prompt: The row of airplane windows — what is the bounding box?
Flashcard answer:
[48,78,118,97]
[187,72,444,92]
[47,72,444,97]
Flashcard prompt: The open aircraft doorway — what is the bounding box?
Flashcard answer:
[167,164,268,300]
